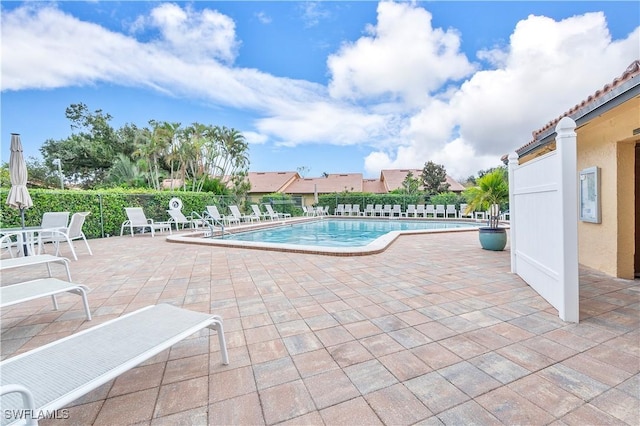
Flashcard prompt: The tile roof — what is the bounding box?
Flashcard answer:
[245,170,465,195]
[362,179,387,194]
[511,59,640,159]
[247,171,299,193]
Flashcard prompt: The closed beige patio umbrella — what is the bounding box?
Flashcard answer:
[6,133,33,254]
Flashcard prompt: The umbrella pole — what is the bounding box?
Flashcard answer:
[20,207,29,256]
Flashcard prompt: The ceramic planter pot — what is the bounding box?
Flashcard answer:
[478,227,507,251]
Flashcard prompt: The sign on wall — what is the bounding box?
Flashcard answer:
[579,166,601,223]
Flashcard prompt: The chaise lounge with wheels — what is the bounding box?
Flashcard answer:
[0,304,228,426]
[120,207,171,237]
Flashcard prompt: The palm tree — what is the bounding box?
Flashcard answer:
[464,169,509,229]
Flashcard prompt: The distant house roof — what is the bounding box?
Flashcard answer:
[380,169,465,192]
[245,169,464,195]
[505,60,640,161]
[247,171,299,193]
[362,179,387,194]
[287,173,364,194]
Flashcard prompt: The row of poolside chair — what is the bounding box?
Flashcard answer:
[302,206,329,216]
[334,203,482,219]
[120,204,295,237]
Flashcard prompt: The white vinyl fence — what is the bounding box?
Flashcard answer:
[508,117,579,322]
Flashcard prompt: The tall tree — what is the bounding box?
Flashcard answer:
[401,171,422,194]
[421,161,450,196]
[40,103,131,187]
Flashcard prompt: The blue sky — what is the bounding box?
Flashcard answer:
[2,1,639,180]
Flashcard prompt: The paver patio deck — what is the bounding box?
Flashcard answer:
[1,230,638,425]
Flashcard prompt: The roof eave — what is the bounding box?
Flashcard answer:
[517,77,640,158]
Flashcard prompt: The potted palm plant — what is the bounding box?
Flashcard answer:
[463,169,509,251]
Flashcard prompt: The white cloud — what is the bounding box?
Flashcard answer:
[327,1,476,106]
[255,12,272,25]
[362,10,639,177]
[299,2,330,28]
[1,2,638,179]
[243,131,268,145]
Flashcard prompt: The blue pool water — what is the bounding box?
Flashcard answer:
[218,219,478,247]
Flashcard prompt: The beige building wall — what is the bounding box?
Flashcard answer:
[576,99,638,279]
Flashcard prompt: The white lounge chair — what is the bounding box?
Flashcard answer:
[435,205,446,218]
[1,277,92,320]
[351,204,361,216]
[167,209,202,230]
[405,205,416,217]
[204,205,239,226]
[0,304,228,426]
[425,205,436,218]
[39,212,93,261]
[373,204,383,217]
[445,205,457,218]
[229,205,256,223]
[363,204,374,216]
[265,204,291,220]
[343,204,352,216]
[0,254,72,281]
[382,205,392,217]
[392,205,402,217]
[416,205,425,218]
[334,204,344,216]
[250,204,268,221]
[121,208,171,237]
[459,203,473,218]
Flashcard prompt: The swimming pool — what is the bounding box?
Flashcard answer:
[217,219,477,247]
[167,217,482,256]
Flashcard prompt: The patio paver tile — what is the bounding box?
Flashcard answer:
[319,397,383,426]
[303,368,360,409]
[259,380,315,425]
[405,371,470,414]
[208,392,265,426]
[365,383,432,425]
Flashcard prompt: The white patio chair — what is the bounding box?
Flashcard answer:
[0,304,228,426]
[265,204,291,220]
[406,205,417,217]
[363,204,374,216]
[0,233,19,258]
[445,205,457,218]
[37,212,70,250]
[435,205,446,218]
[167,209,203,230]
[229,205,256,222]
[416,205,425,218]
[425,205,436,218]
[351,204,361,216]
[459,203,473,218]
[41,212,93,261]
[250,204,268,221]
[343,204,352,216]
[121,207,171,238]
[392,205,402,217]
[204,205,239,226]
[334,204,344,215]
[382,205,392,217]
[374,204,383,217]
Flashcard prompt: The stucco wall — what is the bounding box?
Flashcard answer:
[576,102,638,279]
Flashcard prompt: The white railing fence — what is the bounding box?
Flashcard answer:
[508,117,579,322]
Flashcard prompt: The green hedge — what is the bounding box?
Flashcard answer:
[0,189,242,239]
